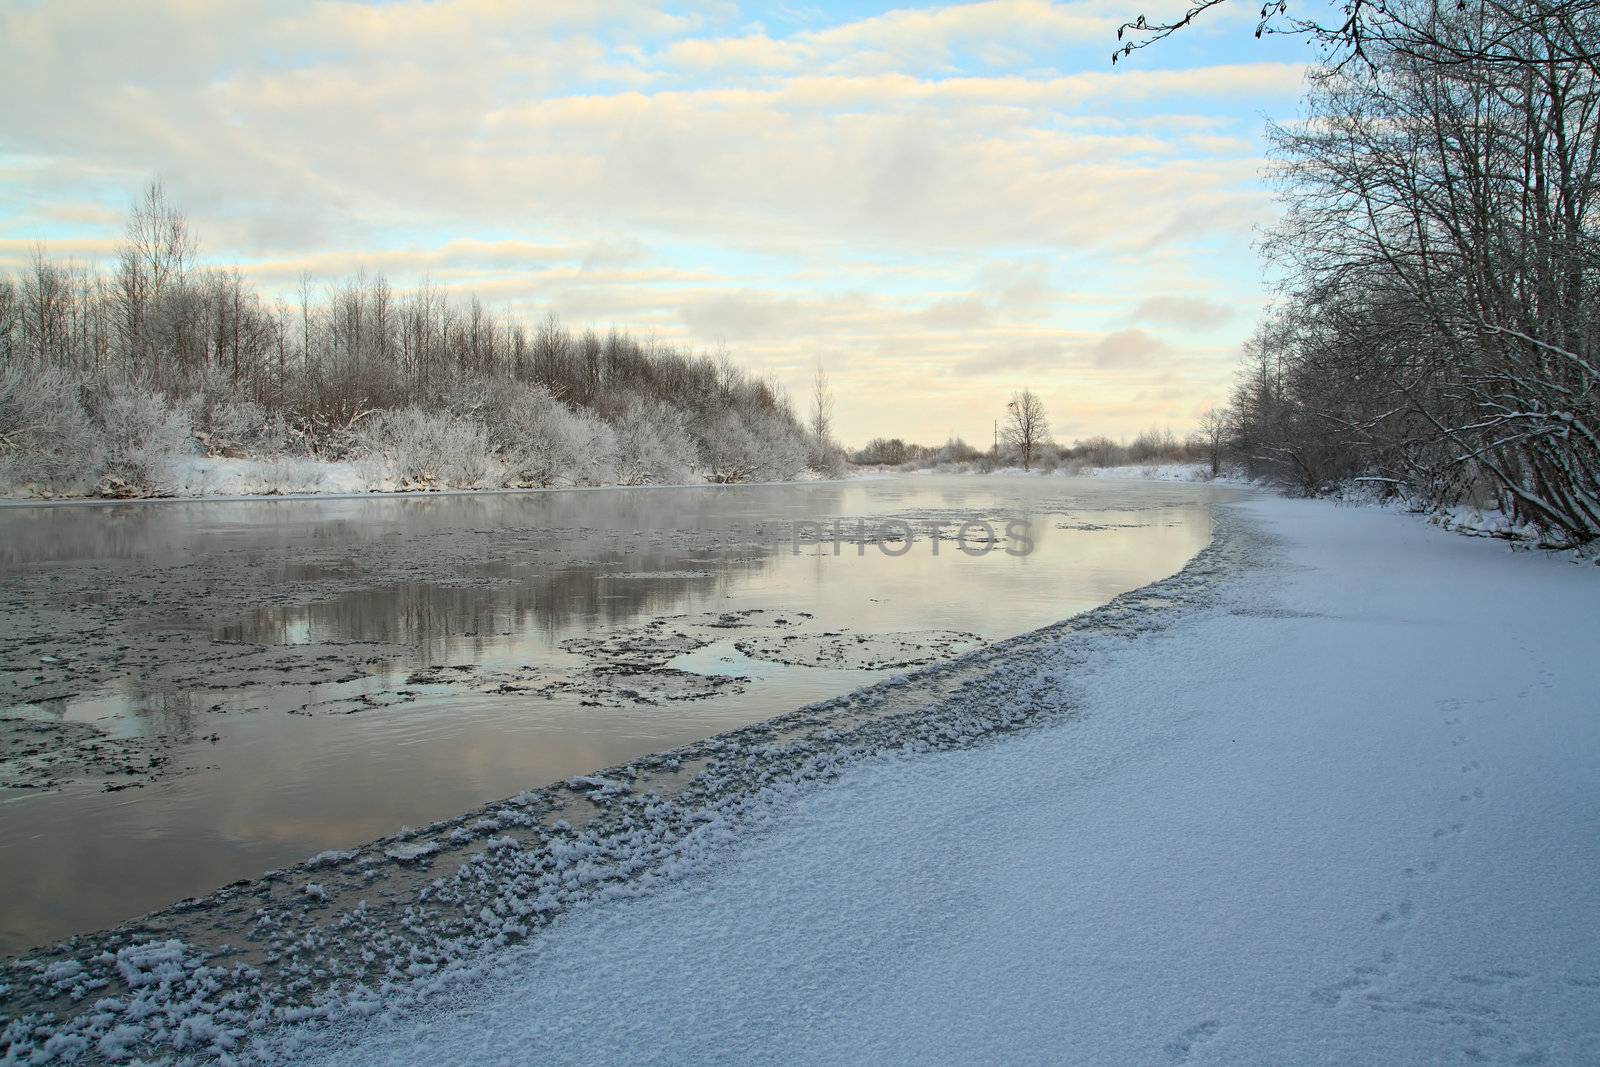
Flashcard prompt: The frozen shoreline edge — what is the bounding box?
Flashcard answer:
[0,496,1255,1065]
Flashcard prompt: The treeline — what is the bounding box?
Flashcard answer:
[0,184,825,495]
[1218,0,1599,544]
[852,426,1205,471]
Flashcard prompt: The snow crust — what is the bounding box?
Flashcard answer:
[1080,461,1222,482]
[293,497,1600,1066]
[163,457,374,497]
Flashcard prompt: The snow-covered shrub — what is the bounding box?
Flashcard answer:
[807,440,849,479]
[0,363,102,493]
[364,408,491,488]
[698,409,762,483]
[351,449,388,491]
[86,384,193,495]
[183,381,291,456]
[696,407,808,483]
[482,383,618,487]
[612,397,698,485]
[935,436,983,465]
[565,411,618,486]
[744,408,810,482]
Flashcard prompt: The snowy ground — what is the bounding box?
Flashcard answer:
[1080,460,1219,481]
[287,495,1600,1066]
[909,460,1242,485]
[5,494,1596,1064]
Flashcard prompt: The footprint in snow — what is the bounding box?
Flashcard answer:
[1376,900,1415,925]
[1451,970,1530,988]
[1311,957,1395,1008]
[1165,1020,1221,1062]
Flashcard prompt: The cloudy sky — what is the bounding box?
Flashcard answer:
[0,0,1311,446]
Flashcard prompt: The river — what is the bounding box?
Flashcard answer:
[0,474,1233,955]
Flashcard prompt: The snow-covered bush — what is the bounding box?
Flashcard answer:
[86,384,193,495]
[363,408,491,488]
[612,397,698,485]
[697,407,809,483]
[351,449,388,491]
[744,408,809,482]
[698,409,763,483]
[482,383,618,487]
[807,440,849,479]
[183,373,292,456]
[561,410,618,486]
[0,363,102,493]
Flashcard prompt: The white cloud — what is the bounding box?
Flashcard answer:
[1090,328,1172,368]
[1127,294,1235,329]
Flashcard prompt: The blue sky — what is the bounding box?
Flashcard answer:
[0,0,1317,445]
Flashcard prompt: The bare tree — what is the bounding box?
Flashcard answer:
[297,270,314,380]
[1196,407,1228,477]
[112,180,196,376]
[1003,389,1050,471]
[810,359,834,450]
[126,180,196,297]
[1114,0,1600,69]
[0,277,19,363]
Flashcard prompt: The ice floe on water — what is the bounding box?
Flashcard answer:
[734,630,983,670]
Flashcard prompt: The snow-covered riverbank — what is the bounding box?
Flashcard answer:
[293,495,1600,1066]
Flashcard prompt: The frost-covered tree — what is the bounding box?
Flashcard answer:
[613,397,697,485]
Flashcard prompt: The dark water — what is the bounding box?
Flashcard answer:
[0,475,1233,954]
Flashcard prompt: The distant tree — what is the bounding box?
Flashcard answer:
[21,245,69,364]
[1128,426,1179,463]
[853,437,917,466]
[1002,389,1050,471]
[1196,407,1228,477]
[809,359,834,451]
[114,181,196,376]
[297,270,314,379]
[0,277,19,363]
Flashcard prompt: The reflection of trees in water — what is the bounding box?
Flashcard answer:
[0,483,853,568]
[215,549,780,659]
[131,689,201,739]
[36,688,200,740]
